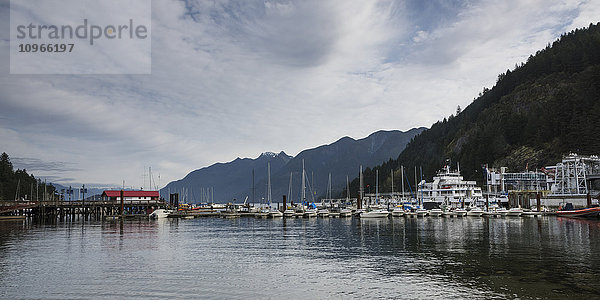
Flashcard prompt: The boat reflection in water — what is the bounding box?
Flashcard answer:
[1,216,600,299]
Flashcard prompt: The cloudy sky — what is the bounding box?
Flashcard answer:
[0,0,598,189]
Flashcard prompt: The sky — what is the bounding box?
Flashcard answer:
[0,0,598,190]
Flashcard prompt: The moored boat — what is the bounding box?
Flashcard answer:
[304,208,318,218]
[467,207,485,217]
[317,209,330,217]
[453,208,467,217]
[360,209,390,218]
[428,208,443,217]
[340,208,353,217]
[556,203,600,218]
[283,209,295,217]
[391,207,405,217]
[506,208,523,217]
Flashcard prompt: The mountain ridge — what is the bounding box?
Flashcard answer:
[161,128,426,202]
[346,23,600,197]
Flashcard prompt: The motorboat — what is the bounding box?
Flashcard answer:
[506,207,523,217]
[428,208,443,217]
[317,209,330,217]
[340,208,353,217]
[453,208,467,217]
[303,208,318,218]
[391,207,405,217]
[360,209,390,218]
[416,208,428,217]
[496,207,509,217]
[467,207,485,217]
[283,209,295,217]
[556,203,600,218]
[149,209,172,219]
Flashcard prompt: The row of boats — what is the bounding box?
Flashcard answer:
[150,205,546,219]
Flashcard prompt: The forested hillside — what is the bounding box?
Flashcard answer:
[347,23,600,196]
[0,152,56,201]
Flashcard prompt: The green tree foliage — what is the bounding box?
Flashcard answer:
[0,152,56,201]
[344,23,600,197]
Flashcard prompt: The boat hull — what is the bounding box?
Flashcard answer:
[360,211,389,218]
[556,207,600,218]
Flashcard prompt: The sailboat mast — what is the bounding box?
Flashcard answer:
[346,175,350,201]
[376,169,379,204]
[327,172,332,200]
[401,166,405,201]
[302,159,306,205]
[288,172,293,204]
[391,169,394,196]
[267,162,272,207]
[414,166,417,202]
[252,169,255,207]
[359,165,364,206]
[419,166,423,207]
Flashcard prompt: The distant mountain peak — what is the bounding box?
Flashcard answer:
[261,152,277,157]
[162,128,424,202]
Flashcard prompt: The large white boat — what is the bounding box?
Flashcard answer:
[419,164,483,210]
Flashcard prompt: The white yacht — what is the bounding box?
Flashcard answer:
[360,209,390,218]
[506,207,524,217]
[467,202,485,217]
[419,164,483,210]
[283,209,295,217]
[303,208,318,218]
[416,208,428,217]
[467,207,485,217]
[453,208,468,217]
[496,207,509,217]
[391,207,405,217]
[317,209,330,217]
[428,208,443,217]
[340,208,353,217]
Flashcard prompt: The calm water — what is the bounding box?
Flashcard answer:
[1,216,599,299]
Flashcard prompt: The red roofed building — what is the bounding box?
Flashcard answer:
[101,190,160,202]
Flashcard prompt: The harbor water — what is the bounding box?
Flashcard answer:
[1,216,599,299]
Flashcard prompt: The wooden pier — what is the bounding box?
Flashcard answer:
[0,199,167,221]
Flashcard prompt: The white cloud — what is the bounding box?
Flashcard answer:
[0,0,597,189]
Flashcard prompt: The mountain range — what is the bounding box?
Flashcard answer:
[161,128,425,203]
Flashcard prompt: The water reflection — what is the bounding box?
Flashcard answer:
[0,216,599,298]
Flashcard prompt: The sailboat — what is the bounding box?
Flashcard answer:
[266,163,283,218]
[466,199,485,217]
[360,170,390,218]
[319,173,332,217]
[283,172,295,217]
[337,175,352,217]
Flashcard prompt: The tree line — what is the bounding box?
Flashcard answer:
[343,23,600,198]
[0,152,56,201]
